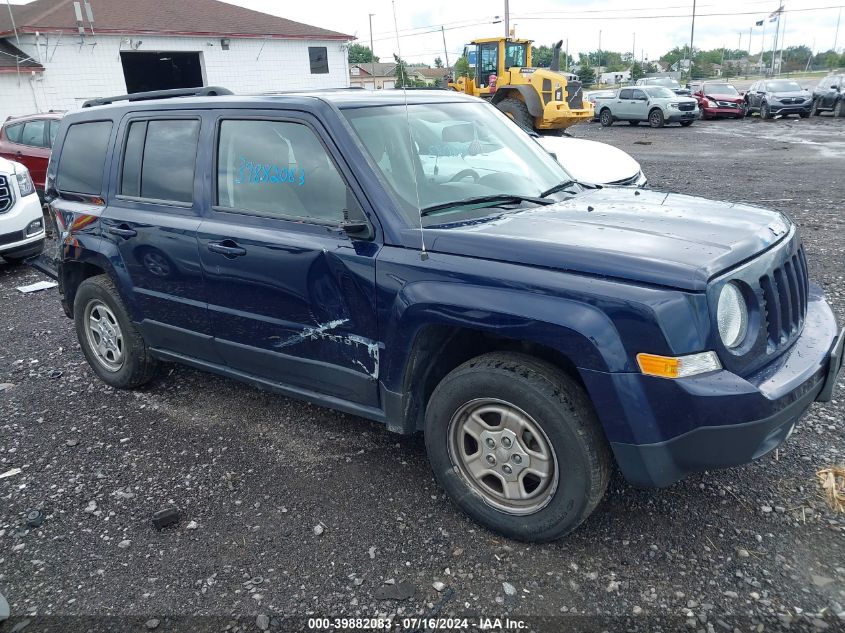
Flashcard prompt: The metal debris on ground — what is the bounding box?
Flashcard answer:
[817,466,845,512]
[25,511,44,528]
[0,590,9,621]
[0,468,22,480]
[15,280,58,293]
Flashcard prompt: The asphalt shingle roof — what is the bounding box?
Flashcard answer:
[0,0,351,40]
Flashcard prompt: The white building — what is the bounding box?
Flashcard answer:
[0,0,352,121]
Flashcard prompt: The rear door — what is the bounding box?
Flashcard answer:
[197,112,380,406]
[102,113,217,362]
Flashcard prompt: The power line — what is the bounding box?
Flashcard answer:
[511,5,844,21]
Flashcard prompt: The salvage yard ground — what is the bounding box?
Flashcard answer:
[0,115,843,632]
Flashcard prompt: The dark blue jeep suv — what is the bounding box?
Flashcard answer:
[46,87,843,542]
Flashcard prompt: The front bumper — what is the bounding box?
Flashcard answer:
[703,106,744,117]
[769,103,811,115]
[581,286,842,487]
[665,110,698,122]
[0,189,45,257]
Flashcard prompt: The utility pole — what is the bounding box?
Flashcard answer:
[758,19,767,75]
[504,0,509,40]
[688,0,696,80]
[834,7,841,53]
[770,3,782,76]
[632,32,636,67]
[748,26,752,55]
[440,25,450,71]
[565,38,569,71]
[368,13,376,91]
[598,30,602,68]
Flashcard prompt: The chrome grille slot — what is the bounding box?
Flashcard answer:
[0,175,12,214]
[759,245,809,349]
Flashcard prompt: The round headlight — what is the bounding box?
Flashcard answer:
[717,282,748,348]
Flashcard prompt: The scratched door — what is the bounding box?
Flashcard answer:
[197,115,380,406]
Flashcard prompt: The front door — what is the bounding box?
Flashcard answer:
[476,42,499,88]
[197,114,380,406]
[102,114,216,362]
[630,89,649,120]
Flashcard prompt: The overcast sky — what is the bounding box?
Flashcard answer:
[230,0,843,65]
[8,0,843,65]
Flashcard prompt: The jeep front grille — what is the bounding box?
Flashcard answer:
[0,175,12,214]
[759,246,809,349]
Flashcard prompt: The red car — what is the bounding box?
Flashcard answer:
[0,111,64,199]
[690,81,745,119]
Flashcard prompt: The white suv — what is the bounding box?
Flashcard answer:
[0,156,44,263]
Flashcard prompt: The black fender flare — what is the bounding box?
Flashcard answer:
[491,86,544,118]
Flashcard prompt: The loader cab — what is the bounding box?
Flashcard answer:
[462,38,531,89]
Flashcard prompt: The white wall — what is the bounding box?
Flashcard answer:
[0,33,350,121]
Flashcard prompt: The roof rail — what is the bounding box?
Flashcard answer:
[82,86,233,108]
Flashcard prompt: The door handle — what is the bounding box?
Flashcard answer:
[207,240,246,258]
[108,225,137,238]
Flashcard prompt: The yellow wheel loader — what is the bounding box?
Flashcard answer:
[448,38,593,134]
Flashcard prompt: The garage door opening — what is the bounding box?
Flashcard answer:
[120,51,204,94]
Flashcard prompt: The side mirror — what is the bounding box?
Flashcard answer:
[832,85,840,90]
[341,220,374,241]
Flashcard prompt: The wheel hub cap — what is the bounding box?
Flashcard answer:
[84,300,125,372]
[447,398,558,515]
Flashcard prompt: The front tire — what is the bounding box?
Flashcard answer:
[835,99,844,118]
[680,120,694,127]
[761,102,771,119]
[424,353,611,542]
[649,109,665,128]
[810,99,820,117]
[496,97,534,131]
[74,275,158,389]
[599,109,613,127]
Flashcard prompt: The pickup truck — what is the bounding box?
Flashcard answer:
[46,87,843,542]
[597,86,699,127]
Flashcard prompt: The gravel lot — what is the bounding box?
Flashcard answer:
[1,115,843,633]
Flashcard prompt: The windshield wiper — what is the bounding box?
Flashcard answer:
[420,194,553,217]
[540,179,580,197]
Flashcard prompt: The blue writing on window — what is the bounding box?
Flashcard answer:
[235,157,305,186]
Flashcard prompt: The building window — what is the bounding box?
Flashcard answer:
[308,47,329,74]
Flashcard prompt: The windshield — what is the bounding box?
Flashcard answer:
[343,102,571,224]
[766,80,802,92]
[643,86,676,99]
[704,83,738,95]
[647,78,681,90]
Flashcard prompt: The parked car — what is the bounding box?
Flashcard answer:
[635,77,691,96]
[598,86,699,127]
[46,87,843,542]
[0,155,45,262]
[690,81,745,119]
[585,89,617,120]
[535,135,647,187]
[810,74,844,117]
[744,80,812,119]
[0,111,64,199]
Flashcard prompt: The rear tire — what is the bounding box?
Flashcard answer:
[496,97,534,131]
[648,109,665,128]
[599,109,613,127]
[74,275,158,389]
[744,100,753,117]
[424,352,611,542]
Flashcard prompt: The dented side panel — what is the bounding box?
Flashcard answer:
[197,215,381,406]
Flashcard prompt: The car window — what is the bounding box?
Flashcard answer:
[766,80,801,92]
[48,120,60,147]
[643,86,674,99]
[57,120,113,196]
[619,88,632,99]
[216,119,353,224]
[21,120,47,147]
[631,89,646,100]
[120,119,199,203]
[3,123,24,144]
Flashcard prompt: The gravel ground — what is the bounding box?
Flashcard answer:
[1,115,844,633]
